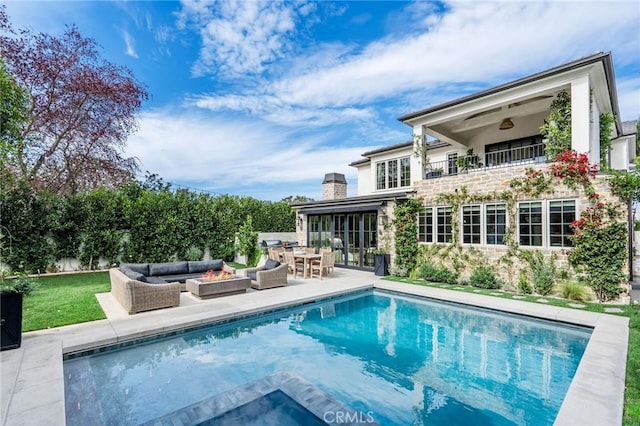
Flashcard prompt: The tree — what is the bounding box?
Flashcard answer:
[281,195,314,204]
[0,57,29,187]
[237,215,260,267]
[0,7,148,194]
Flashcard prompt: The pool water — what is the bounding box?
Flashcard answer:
[64,290,591,425]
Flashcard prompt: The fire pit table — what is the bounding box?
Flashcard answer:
[185,276,251,299]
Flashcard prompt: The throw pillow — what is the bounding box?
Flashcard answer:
[121,268,146,282]
[264,259,280,270]
[120,263,149,276]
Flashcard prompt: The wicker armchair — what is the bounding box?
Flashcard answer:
[109,268,181,314]
[244,263,289,289]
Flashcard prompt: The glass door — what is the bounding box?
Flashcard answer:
[347,214,361,267]
[308,216,319,249]
[320,216,332,250]
[447,153,458,175]
[308,212,378,270]
[363,213,377,268]
[333,215,345,266]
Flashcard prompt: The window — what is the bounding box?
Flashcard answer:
[376,157,411,190]
[486,204,507,245]
[376,162,386,190]
[437,207,453,243]
[462,205,481,244]
[400,157,411,187]
[418,207,433,243]
[388,160,398,189]
[519,202,543,246]
[549,200,575,247]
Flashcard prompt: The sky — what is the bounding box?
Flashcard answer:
[4,1,640,201]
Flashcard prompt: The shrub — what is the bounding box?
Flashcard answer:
[185,246,203,261]
[527,251,556,296]
[517,271,533,294]
[389,263,409,277]
[469,267,500,289]
[418,262,458,284]
[557,281,590,302]
[0,272,39,296]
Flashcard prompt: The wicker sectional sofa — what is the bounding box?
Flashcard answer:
[110,260,236,314]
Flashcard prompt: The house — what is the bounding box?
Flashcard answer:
[294,52,638,285]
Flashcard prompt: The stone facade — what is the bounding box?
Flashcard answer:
[412,163,628,288]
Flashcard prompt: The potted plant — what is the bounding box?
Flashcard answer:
[1,272,39,351]
[456,148,483,172]
[426,167,443,179]
[373,233,391,277]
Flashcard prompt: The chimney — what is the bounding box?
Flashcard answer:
[322,173,347,200]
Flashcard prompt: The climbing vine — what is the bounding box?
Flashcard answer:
[540,90,572,159]
[408,148,628,301]
[599,112,615,168]
[392,198,422,274]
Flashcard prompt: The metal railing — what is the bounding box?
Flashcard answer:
[423,143,546,179]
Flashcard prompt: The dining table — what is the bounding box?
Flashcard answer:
[292,252,321,279]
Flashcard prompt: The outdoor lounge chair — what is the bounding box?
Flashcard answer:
[244,259,289,289]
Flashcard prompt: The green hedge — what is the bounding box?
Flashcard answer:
[0,181,295,272]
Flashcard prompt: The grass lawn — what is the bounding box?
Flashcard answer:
[383,276,640,425]
[16,270,640,424]
[22,272,110,332]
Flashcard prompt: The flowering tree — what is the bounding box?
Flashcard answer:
[0,7,148,193]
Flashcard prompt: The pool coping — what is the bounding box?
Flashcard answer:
[0,271,629,426]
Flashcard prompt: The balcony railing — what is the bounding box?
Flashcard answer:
[423,143,547,179]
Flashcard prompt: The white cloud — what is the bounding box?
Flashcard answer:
[273,1,639,108]
[125,109,367,199]
[122,29,138,58]
[617,76,640,121]
[189,1,639,127]
[178,0,311,78]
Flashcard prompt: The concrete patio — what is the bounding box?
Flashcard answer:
[0,268,629,426]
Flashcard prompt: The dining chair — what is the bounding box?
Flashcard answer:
[311,251,333,279]
[283,251,304,278]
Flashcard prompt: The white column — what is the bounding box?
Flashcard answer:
[571,75,593,160]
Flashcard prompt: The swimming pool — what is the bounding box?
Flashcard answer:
[64,290,591,425]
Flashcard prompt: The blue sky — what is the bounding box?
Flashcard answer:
[4,1,640,201]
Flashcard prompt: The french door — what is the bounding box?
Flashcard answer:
[307,212,377,270]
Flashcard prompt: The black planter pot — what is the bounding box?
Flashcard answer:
[374,254,390,276]
[1,293,23,351]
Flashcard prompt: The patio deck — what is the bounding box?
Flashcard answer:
[0,269,628,426]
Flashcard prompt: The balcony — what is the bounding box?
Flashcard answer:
[423,143,547,179]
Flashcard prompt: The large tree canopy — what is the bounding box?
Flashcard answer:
[0,7,148,193]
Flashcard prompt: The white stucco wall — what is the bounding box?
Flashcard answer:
[611,138,630,170]
[571,74,593,160]
[356,146,416,196]
[355,164,372,195]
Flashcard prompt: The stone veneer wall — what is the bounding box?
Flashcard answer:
[322,182,347,200]
[412,163,628,286]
